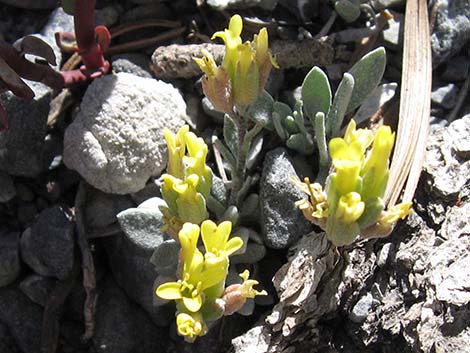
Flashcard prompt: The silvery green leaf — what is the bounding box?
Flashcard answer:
[346,47,386,114]
[236,174,259,206]
[334,0,361,23]
[357,197,385,229]
[221,205,239,225]
[272,112,288,140]
[212,135,236,170]
[272,101,292,140]
[284,115,299,134]
[224,114,238,157]
[301,66,332,119]
[211,175,228,206]
[286,133,315,154]
[326,72,355,137]
[246,132,264,169]
[150,240,179,276]
[247,90,274,129]
[232,227,251,255]
[353,83,397,125]
[314,112,329,182]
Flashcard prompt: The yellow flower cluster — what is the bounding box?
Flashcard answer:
[296,120,412,246]
[156,221,266,342]
[194,14,278,113]
[160,125,212,237]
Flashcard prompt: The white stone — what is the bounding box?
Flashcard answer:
[64,73,187,194]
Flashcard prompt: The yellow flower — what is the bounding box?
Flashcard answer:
[176,312,206,342]
[163,126,189,179]
[360,125,395,200]
[379,202,412,226]
[195,14,277,111]
[200,220,243,266]
[183,131,212,198]
[336,192,365,224]
[222,270,267,315]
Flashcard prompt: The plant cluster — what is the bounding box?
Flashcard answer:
[155,126,266,342]
[294,119,412,246]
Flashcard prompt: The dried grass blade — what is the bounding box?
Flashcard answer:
[385,0,431,207]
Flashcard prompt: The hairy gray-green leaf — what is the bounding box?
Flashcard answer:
[61,0,75,15]
[221,205,239,225]
[286,133,315,154]
[357,197,385,229]
[346,47,386,114]
[315,112,329,182]
[334,0,361,23]
[224,114,239,158]
[301,66,332,119]
[246,132,264,169]
[284,115,299,134]
[247,90,274,129]
[326,72,355,137]
[272,102,292,140]
[240,193,260,225]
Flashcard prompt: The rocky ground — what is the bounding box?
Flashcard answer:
[0,0,469,353]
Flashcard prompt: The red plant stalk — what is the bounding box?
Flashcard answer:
[61,0,110,86]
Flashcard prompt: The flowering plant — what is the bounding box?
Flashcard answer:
[295,119,412,246]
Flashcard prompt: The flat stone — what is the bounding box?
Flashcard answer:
[93,277,169,353]
[431,0,470,66]
[0,81,52,177]
[105,197,173,326]
[0,286,42,353]
[19,274,57,306]
[111,53,153,79]
[85,190,134,229]
[0,232,20,287]
[431,83,458,109]
[260,147,313,249]
[20,206,74,279]
[0,172,15,203]
[350,293,375,323]
[63,73,187,194]
[423,116,470,200]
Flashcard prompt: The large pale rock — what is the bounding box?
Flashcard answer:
[64,73,187,194]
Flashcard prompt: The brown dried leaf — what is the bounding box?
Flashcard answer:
[385,0,431,206]
[0,56,34,99]
[13,35,57,65]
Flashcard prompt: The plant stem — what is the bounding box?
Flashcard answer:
[229,110,248,206]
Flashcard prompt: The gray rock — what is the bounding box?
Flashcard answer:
[119,3,173,23]
[19,274,57,306]
[0,322,20,353]
[381,13,403,49]
[130,179,161,205]
[376,242,392,268]
[431,0,470,66]
[16,203,37,225]
[0,286,42,353]
[431,83,459,109]
[350,293,375,323]
[105,197,173,326]
[85,190,134,229]
[95,5,121,28]
[231,242,266,264]
[93,277,169,353]
[0,232,20,287]
[111,53,153,78]
[63,73,187,194]
[423,115,470,200]
[442,56,470,82]
[0,172,15,203]
[21,206,74,279]
[260,148,313,249]
[0,81,52,177]
[207,0,278,10]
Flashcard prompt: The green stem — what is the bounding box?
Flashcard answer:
[229,110,248,206]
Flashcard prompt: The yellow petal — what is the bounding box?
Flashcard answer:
[201,219,220,253]
[182,294,203,312]
[336,192,365,224]
[225,236,243,256]
[155,282,183,300]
